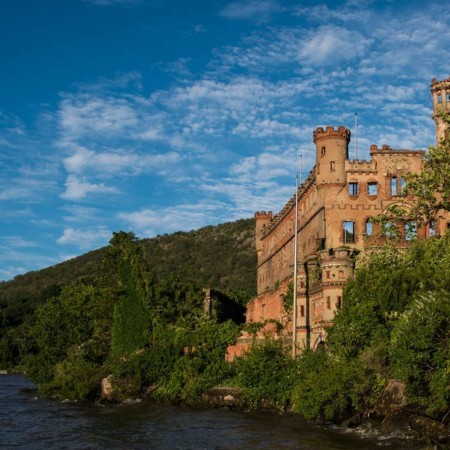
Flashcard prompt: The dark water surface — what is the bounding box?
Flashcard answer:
[1,375,422,449]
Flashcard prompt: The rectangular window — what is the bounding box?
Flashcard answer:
[367,182,377,196]
[330,161,336,172]
[429,221,435,237]
[400,178,407,195]
[391,177,398,196]
[343,221,355,243]
[348,182,358,196]
[321,146,326,157]
[326,270,330,279]
[405,222,417,241]
[366,220,373,236]
[339,270,344,279]
[300,305,305,317]
[337,296,342,309]
[384,222,397,239]
[326,297,331,309]
[438,95,442,104]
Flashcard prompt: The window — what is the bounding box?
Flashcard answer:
[343,221,355,243]
[339,270,344,279]
[300,305,305,317]
[405,222,417,241]
[348,182,358,196]
[447,94,450,102]
[391,177,398,196]
[384,222,397,239]
[337,296,342,309]
[429,221,435,237]
[367,182,377,196]
[400,178,407,195]
[330,161,336,172]
[321,146,326,157]
[326,270,330,279]
[438,95,442,104]
[326,297,331,309]
[365,220,373,236]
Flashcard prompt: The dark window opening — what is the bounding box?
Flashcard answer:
[321,146,326,157]
[326,297,331,309]
[429,221,435,237]
[300,305,305,317]
[343,221,355,243]
[330,161,336,172]
[349,182,358,196]
[337,296,342,309]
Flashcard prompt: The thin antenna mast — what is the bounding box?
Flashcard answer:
[354,113,358,160]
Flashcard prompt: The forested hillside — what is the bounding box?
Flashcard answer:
[0,218,255,366]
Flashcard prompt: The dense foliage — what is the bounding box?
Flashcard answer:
[16,231,243,401]
[232,236,449,423]
[0,218,255,368]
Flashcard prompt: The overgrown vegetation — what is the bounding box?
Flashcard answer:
[17,231,243,401]
[0,218,255,368]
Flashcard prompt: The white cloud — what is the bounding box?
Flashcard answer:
[298,26,372,67]
[118,202,230,236]
[220,0,283,22]
[57,226,112,250]
[3,236,38,248]
[59,95,139,141]
[61,175,118,200]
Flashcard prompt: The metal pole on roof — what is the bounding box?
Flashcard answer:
[354,113,358,160]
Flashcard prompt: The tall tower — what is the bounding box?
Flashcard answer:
[431,77,450,144]
[313,126,351,186]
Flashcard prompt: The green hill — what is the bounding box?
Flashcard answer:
[0,218,256,365]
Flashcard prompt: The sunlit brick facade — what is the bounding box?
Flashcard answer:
[226,77,450,360]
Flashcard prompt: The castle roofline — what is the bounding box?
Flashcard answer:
[313,126,351,143]
[369,144,425,155]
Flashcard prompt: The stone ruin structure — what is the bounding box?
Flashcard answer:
[226,76,450,360]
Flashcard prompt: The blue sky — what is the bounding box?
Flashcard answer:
[1,0,449,281]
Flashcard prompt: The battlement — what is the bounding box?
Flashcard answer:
[370,144,425,156]
[255,211,273,220]
[346,159,375,172]
[431,76,450,93]
[313,126,351,143]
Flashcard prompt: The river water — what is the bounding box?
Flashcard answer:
[1,375,422,449]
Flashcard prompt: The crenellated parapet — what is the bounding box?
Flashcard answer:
[346,159,376,173]
[313,126,351,143]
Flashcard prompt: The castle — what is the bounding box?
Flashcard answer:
[227,76,450,360]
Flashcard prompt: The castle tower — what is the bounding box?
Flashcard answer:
[431,77,450,144]
[313,126,351,186]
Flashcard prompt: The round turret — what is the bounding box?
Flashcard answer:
[431,77,450,144]
[313,126,351,186]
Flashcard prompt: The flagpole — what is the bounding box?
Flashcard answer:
[292,172,298,357]
[354,113,358,160]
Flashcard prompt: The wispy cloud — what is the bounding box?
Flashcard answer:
[83,0,142,6]
[57,226,112,249]
[60,175,118,200]
[220,0,284,22]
